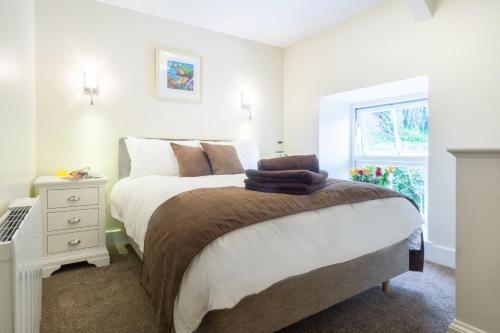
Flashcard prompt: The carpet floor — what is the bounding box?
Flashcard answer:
[41,245,455,333]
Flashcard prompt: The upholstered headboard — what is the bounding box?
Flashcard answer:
[118,137,229,179]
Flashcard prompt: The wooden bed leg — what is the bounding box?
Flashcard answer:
[382,280,390,293]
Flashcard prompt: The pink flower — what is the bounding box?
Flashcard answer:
[375,167,383,177]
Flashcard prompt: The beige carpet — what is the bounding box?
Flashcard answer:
[41,245,455,333]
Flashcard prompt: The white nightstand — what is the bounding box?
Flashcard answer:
[35,175,110,278]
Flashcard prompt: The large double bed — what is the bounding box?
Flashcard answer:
[110,138,424,333]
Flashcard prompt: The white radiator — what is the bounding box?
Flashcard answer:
[0,198,42,333]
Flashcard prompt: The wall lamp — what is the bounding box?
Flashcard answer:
[84,69,98,106]
[241,91,252,119]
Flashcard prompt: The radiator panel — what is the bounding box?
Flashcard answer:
[0,257,14,333]
[0,197,42,333]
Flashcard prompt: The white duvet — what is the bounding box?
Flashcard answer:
[110,174,423,333]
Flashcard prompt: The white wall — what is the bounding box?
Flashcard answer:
[0,0,36,214]
[284,0,500,251]
[36,0,284,229]
[319,99,351,180]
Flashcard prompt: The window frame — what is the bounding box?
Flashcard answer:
[350,93,429,221]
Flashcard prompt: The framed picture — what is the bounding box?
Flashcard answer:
[155,49,201,101]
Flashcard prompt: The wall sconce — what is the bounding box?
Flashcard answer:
[84,69,98,106]
[241,91,252,119]
[276,140,287,157]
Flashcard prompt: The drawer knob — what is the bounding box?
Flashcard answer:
[67,217,81,224]
[67,239,81,246]
[67,195,81,202]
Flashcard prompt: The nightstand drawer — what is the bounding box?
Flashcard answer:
[47,208,98,231]
[47,187,98,208]
[47,229,98,254]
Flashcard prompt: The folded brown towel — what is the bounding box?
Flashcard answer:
[257,155,320,173]
[244,179,326,195]
[245,169,328,185]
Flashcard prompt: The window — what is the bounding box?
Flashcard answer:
[352,97,429,218]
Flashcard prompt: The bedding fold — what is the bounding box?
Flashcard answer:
[141,178,423,333]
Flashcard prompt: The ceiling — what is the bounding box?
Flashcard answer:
[94,0,384,47]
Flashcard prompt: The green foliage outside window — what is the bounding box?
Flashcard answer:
[391,167,425,212]
[350,166,426,213]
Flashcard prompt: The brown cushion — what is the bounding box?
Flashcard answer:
[200,142,245,175]
[170,143,213,177]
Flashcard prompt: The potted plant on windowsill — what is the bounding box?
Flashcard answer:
[349,166,394,187]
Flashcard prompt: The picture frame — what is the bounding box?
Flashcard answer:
[155,49,201,101]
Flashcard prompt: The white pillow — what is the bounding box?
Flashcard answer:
[125,137,199,178]
[234,139,260,170]
[200,139,260,170]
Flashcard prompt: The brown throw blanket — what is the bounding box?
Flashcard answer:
[245,169,328,184]
[142,179,424,333]
[258,154,320,173]
[245,179,326,195]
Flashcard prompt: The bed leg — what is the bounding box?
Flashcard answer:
[382,280,390,293]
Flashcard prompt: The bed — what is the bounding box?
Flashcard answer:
[111,137,424,333]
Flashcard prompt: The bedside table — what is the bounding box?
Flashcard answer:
[35,175,110,277]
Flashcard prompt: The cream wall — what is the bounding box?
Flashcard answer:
[36,0,284,229]
[0,0,36,214]
[284,0,500,251]
[318,99,351,180]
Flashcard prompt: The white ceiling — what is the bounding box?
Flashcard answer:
[94,0,384,47]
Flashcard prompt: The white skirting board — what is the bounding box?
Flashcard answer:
[449,319,488,333]
[425,241,455,268]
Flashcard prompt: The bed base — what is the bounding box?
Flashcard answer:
[127,235,143,260]
[126,236,408,333]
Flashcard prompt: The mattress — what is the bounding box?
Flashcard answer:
[110,174,423,333]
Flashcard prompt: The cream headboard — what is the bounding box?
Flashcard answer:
[118,137,228,179]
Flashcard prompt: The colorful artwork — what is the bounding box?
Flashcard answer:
[167,60,194,91]
[156,49,200,101]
